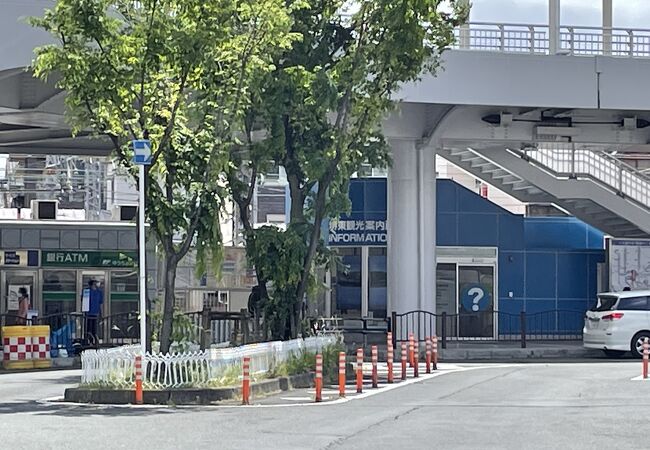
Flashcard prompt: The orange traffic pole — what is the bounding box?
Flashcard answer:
[371,345,378,388]
[414,340,419,378]
[387,332,394,384]
[433,335,439,371]
[135,355,143,405]
[643,338,650,378]
[409,333,415,368]
[338,351,346,398]
[315,354,323,402]
[356,348,364,393]
[242,356,251,405]
[425,337,432,374]
[401,342,407,380]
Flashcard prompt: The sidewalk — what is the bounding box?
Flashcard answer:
[439,341,603,361]
[346,340,606,361]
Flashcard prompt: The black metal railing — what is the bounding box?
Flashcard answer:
[0,308,263,354]
[184,308,254,347]
[391,309,585,349]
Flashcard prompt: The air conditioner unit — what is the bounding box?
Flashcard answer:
[31,200,58,220]
[112,204,138,221]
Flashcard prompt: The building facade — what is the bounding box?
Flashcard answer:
[326,178,606,337]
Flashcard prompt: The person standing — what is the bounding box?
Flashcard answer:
[17,287,30,325]
[85,280,103,347]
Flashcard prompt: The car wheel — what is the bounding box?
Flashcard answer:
[603,349,626,358]
[631,331,650,358]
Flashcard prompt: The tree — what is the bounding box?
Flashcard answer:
[31,0,294,352]
[229,0,467,337]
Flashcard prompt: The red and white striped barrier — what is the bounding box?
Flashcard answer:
[426,337,432,374]
[433,335,439,371]
[643,338,650,379]
[401,342,407,380]
[356,348,363,393]
[315,354,323,402]
[242,356,251,405]
[338,351,346,398]
[371,345,378,388]
[409,333,415,368]
[387,332,394,384]
[3,336,31,362]
[135,355,143,405]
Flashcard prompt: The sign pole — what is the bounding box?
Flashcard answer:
[138,162,147,355]
[132,138,151,356]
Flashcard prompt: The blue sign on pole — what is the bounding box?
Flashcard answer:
[132,139,152,165]
[460,284,491,313]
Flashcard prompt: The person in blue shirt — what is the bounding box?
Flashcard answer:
[85,280,103,347]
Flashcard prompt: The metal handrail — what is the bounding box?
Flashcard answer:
[512,144,650,210]
[453,22,650,58]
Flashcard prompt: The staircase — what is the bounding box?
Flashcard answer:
[438,144,650,238]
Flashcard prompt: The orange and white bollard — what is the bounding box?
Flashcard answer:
[371,345,378,388]
[315,354,323,402]
[643,338,650,379]
[135,355,143,405]
[425,337,432,374]
[242,356,251,405]
[387,332,394,384]
[409,333,415,368]
[401,342,407,380]
[338,351,346,398]
[356,348,363,393]
[413,341,419,378]
[433,335,439,371]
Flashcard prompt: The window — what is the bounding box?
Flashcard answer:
[594,295,618,312]
[332,247,362,317]
[368,247,387,318]
[617,296,650,311]
[110,270,138,293]
[42,270,76,316]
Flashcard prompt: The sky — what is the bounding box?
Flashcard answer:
[469,0,650,28]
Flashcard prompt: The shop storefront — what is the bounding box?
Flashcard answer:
[0,250,138,320]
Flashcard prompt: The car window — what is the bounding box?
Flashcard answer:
[617,296,650,311]
[593,296,618,312]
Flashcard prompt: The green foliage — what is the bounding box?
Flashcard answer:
[149,307,201,353]
[233,0,468,337]
[31,0,296,352]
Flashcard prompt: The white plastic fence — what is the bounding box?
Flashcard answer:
[81,335,338,389]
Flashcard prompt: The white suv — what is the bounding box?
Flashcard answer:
[583,290,650,358]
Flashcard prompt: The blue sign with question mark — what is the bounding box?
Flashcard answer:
[460,284,491,313]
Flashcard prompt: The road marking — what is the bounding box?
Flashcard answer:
[40,363,519,410]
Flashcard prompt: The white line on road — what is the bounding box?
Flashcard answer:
[39,363,519,410]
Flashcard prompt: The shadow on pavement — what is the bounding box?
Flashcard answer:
[49,375,81,384]
[0,401,194,417]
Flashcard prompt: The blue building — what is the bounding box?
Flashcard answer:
[327,178,605,338]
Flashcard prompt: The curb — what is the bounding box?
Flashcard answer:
[438,348,602,360]
[64,372,314,405]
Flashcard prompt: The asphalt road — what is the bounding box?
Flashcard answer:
[0,361,647,449]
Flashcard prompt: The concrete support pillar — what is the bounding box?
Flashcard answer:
[603,0,613,55]
[387,140,436,316]
[458,0,471,49]
[549,0,561,54]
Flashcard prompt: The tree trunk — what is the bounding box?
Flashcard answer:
[293,184,328,331]
[159,253,178,354]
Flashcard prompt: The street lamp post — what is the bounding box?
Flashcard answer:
[133,139,152,355]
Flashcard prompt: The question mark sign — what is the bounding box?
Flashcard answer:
[468,287,484,312]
